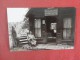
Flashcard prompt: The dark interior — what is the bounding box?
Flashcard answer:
[45,16,57,42]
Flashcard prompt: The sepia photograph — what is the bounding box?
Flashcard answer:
[7,7,76,51]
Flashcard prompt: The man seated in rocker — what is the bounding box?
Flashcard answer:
[27,31,37,46]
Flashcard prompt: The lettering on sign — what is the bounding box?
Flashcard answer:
[45,8,58,16]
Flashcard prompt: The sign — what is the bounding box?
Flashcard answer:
[45,8,58,16]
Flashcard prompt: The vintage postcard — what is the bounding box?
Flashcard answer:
[7,7,76,51]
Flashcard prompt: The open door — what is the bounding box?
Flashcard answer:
[45,16,57,43]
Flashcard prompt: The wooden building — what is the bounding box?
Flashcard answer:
[25,7,76,45]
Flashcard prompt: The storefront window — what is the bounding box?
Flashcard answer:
[35,19,41,37]
[63,18,72,40]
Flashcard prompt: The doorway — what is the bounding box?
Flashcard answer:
[45,16,57,43]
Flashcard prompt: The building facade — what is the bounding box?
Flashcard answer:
[26,7,76,45]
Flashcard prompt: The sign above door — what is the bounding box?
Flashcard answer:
[44,8,58,16]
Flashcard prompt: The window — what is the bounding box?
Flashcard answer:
[63,18,72,40]
[35,19,41,37]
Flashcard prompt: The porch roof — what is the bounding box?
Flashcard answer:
[25,8,46,18]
